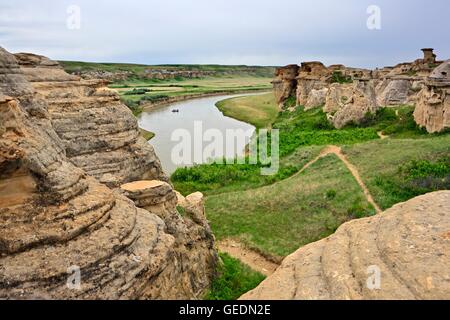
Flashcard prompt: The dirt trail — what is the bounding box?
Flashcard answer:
[218,145,382,274]
[217,240,280,276]
[277,145,382,214]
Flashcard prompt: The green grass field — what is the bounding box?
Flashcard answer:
[343,136,450,210]
[206,154,376,258]
[215,93,279,129]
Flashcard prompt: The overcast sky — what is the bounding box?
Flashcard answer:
[0,0,449,68]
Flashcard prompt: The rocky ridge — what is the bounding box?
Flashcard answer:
[0,47,217,300]
[241,191,450,300]
[274,49,448,132]
[15,52,167,188]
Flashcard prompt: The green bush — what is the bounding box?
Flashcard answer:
[123,88,150,95]
[331,71,352,84]
[375,157,450,207]
[204,253,265,300]
[326,189,337,199]
[140,94,169,103]
[347,199,374,219]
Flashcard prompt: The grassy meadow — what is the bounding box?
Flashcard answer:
[172,93,450,261]
[215,93,279,128]
[206,154,376,258]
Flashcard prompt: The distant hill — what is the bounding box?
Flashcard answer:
[58,61,276,80]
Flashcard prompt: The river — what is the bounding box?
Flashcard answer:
[138,93,261,175]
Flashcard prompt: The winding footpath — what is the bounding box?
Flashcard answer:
[219,144,382,275]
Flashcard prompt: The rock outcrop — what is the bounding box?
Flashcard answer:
[296,62,331,109]
[414,60,450,133]
[14,52,167,187]
[241,191,450,300]
[324,80,379,128]
[0,47,218,300]
[273,49,447,130]
[120,181,217,299]
[272,64,299,106]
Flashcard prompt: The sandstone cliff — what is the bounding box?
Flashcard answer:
[241,191,450,300]
[14,52,167,188]
[273,49,447,131]
[272,64,299,107]
[0,47,217,300]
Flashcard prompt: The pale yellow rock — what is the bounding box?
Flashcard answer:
[241,191,450,300]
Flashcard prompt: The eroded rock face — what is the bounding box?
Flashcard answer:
[273,49,447,130]
[414,60,450,133]
[120,181,218,299]
[296,62,331,108]
[324,80,379,129]
[376,78,414,106]
[241,191,450,300]
[14,52,167,188]
[272,65,299,106]
[0,47,217,300]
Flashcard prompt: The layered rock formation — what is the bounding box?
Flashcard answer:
[14,52,167,187]
[414,60,450,133]
[273,49,447,130]
[296,62,331,109]
[241,191,450,300]
[0,47,217,299]
[272,64,299,107]
[120,181,217,299]
[324,80,379,129]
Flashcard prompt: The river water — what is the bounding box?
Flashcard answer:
[138,94,260,175]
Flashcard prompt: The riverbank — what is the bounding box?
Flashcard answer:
[137,93,257,175]
[141,88,271,112]
[215,92,279,129]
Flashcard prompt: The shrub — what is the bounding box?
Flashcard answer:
[331,71,352,84]
[123,88,150,95]
[326,189,337,200]
[347,199,373,219]
[140,94,169,103]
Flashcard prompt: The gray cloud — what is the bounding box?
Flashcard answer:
[0,0,449,68]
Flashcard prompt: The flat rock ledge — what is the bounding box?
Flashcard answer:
[241,191,450,300]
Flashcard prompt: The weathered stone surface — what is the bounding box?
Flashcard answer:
[324,80,379,128]
[120,181,218,299]
[296,62,331,107]
[272,64,299,106]
[14,52,167,188]
[305,88,328,110]
[376,79,413,106]
[241,191,450,300]
[0,47,217,300]
[414,60,450,133]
